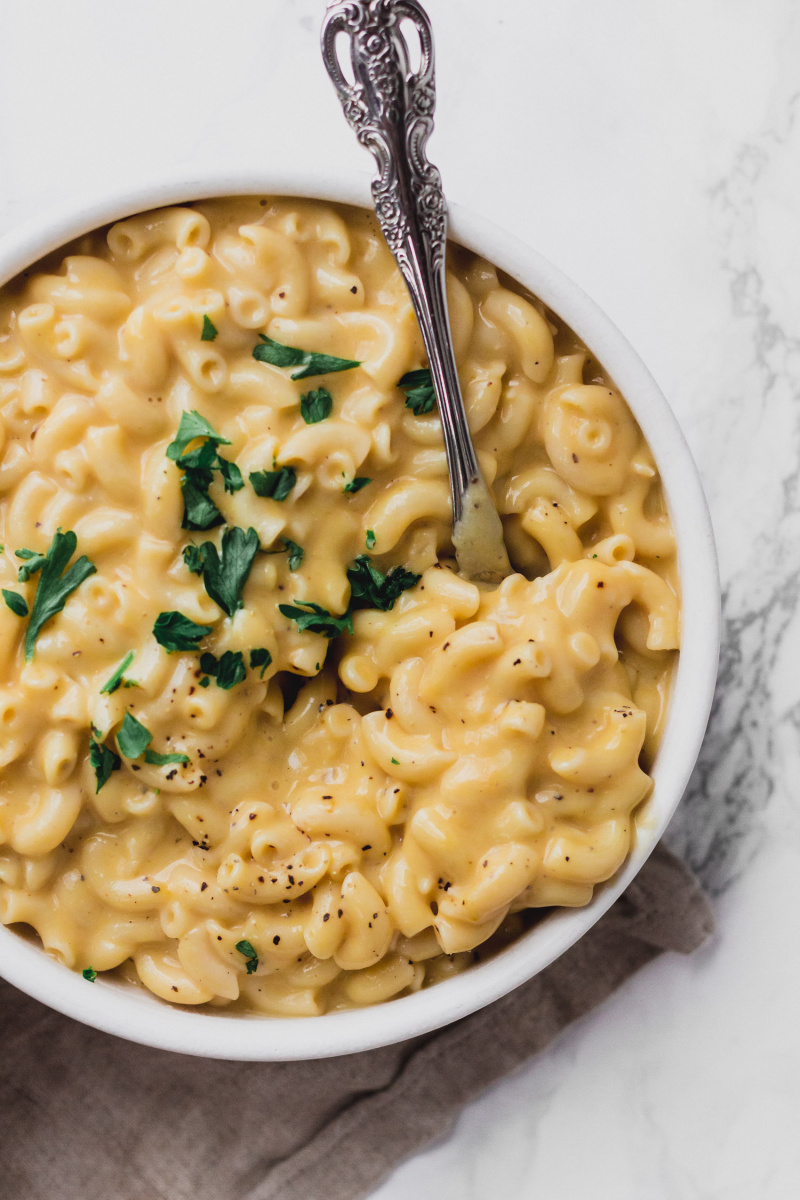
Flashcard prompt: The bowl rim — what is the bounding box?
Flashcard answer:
[0,167,720,1060]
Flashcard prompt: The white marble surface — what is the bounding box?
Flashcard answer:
[1,1,798,1196]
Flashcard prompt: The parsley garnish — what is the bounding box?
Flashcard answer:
[144,749,190,767]
[15,547,47,583]
[100,651,135,695]
[300,387,333,424]
[194,526,259,618]
[366,529,376,550]
[82,967,97,982]
[347,556,421,612]
[279,600,353,639]
[284,538,304,570]
[153,611,212,653]
[180,472,225,532]
[178,439,243,496]
[391,757,400,765]
[201,315,218,341]
[253,334,360,380]
[249,466,297,501]
[398,367,436,415]
[116,712,152,759]
[167,411,243,530]
[264,537,304,570]
[249,648,272,678]
[115,711,191,766]
[23,530,96,661]
[182,544,205,575]
[216,457,244,495]
[199,650,246,690]
[235,939,259,974]
[343,477,371,494]
[89,739,121,792]
[2,589,28,617]
[167,411,229,460]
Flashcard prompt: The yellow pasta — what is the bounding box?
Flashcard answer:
[0,197,679,1014]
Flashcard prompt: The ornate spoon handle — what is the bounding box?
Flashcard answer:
[321,0,511,584]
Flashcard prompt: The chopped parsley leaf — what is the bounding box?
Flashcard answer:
[235,939,259,974]
[398,367,436,415]
[180,473,224,531]
[249,647,272,678]
[82,967,97,982]
[100,651,135,695]
[176,438,243,495]
[198,676,210,688]
[347,556,421,612]
[15,548,47,583]
[263,536,304,569]
[166,410,230,461]
[391,757,400,765]
[200,314,218,341]
[300,387,333,424]
[153,611,212,653]
[343,477,371,494]
[366,529,376,550]
[279,600,353,639]
[249,466,297,501]
[2,589,28,617]
[116,712,152,760]
[216,457,244,495]
[284,539,304,571]
[167,411,242,529]
[194,526,259,618]
[182,544,206,575]
[24,530,96,661]
[253,334,360,380]
[144,749,190,767]
[252,337,305,369]
[199,650,246,690]
[89,739,121,793]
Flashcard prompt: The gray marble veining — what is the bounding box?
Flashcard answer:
[668,87,800,896]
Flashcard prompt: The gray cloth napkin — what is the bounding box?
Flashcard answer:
[0,843,712,1200]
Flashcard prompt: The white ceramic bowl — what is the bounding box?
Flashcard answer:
[0,169,720,1060]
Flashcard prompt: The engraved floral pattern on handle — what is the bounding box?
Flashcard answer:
[321,0,478,507]
[321,0,446,269]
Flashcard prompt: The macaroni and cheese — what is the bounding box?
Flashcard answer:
[0,198,679,1014]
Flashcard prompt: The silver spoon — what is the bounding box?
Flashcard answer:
[321,0,512,585]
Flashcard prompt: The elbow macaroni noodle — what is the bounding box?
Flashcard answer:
[0,197,679,1014]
